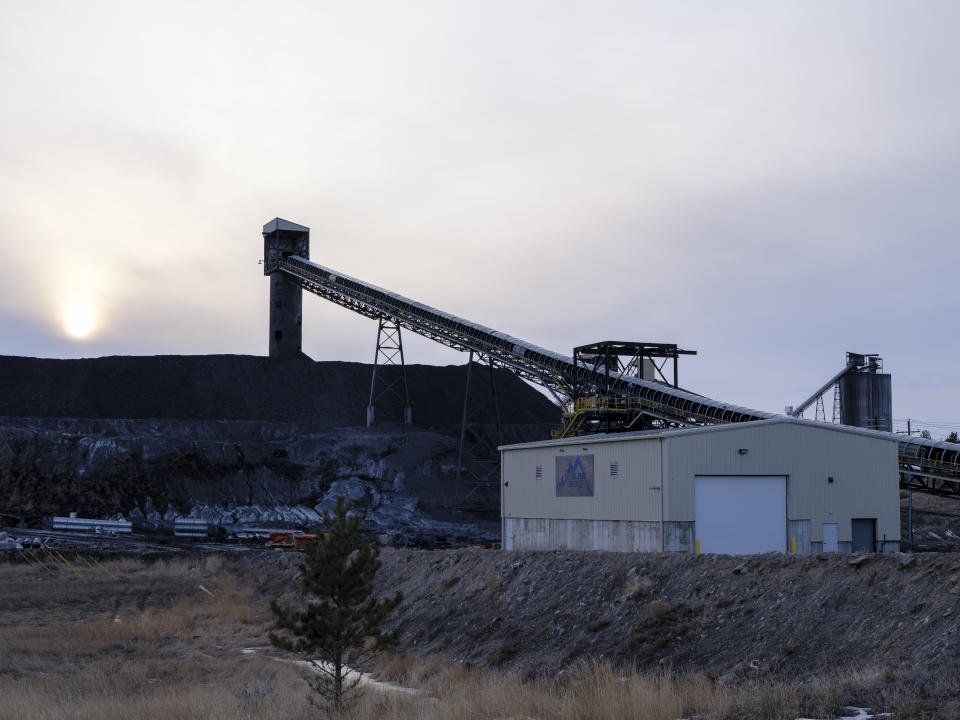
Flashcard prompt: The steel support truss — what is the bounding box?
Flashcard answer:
[454,352,502,518]
[273,256,570,402]
[275,255,769,424]
[367,318,412,426]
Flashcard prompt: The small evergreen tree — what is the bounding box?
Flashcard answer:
[270,496,402,715]
[947,431,959,444]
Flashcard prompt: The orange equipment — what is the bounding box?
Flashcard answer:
[267,531,318,550]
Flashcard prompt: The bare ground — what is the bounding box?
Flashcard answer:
[375,547,960,685]
[3,548,960,718]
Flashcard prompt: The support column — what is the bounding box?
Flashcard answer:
[454,352,474,516]
[367,318,412,426]
[455,353,502,519]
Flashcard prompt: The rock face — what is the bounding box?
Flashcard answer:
[0,355,559,542]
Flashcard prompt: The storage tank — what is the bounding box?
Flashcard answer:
[840,371,892,432]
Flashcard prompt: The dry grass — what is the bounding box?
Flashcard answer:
[0,553,934,719]
[361,657,847,720]
[2,656,308,720]
[0,553,309,720]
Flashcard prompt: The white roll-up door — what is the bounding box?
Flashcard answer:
[695,475,787,554]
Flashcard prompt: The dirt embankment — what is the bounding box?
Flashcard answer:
[375,547,960,683]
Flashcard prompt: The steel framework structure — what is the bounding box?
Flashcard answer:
[265,251,960,497]
[454,351,503,517]
[366,318,412,426]
[569,341,697,435]
[272,256,769,424]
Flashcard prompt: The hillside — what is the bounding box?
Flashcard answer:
[370,547,960,712]
[9,549,960,719]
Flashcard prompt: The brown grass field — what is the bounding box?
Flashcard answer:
[0,552,952,719]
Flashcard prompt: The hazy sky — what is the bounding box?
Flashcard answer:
[1,1,958,435]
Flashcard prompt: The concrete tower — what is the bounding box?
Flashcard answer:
[263,218,309,358]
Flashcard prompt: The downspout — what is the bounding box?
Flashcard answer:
[500,449,505,550]
[659,437,666,551]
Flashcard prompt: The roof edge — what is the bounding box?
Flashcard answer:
[499,416,901,451]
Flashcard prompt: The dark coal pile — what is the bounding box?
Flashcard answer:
[0,354,558,427]
[0,355,558,541]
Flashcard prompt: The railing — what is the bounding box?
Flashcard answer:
[899,450,960,479]
[551,413,585,439]
[559,395,742,432]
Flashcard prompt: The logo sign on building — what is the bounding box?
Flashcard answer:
[556,455,595,496]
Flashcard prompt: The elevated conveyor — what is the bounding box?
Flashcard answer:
[273,256,771,425]
[268,254,960,496]
[898,436,960,497]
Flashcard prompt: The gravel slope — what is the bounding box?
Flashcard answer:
[375,547,960,683]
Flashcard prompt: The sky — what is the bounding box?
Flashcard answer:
[1,1,958,436]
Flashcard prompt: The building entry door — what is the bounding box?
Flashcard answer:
[851,518,876,553]
[823,523,839,552]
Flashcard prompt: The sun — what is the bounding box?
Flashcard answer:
[62,301,98,339]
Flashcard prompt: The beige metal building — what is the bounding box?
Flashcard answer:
[500,417,900,555]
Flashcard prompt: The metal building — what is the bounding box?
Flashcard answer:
[501,417,900,555]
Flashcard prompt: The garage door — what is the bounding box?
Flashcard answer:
[695,475,786,554]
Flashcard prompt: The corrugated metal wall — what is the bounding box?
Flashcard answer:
[501,437,662,522]
[664,423,899,545]
[501,420,901,552]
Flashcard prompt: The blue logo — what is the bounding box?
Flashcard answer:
[557,456,593,495]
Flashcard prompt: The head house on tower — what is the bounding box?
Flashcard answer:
[263,218,309,359]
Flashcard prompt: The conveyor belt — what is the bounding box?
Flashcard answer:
[899,436,960,496]
[275,256,770,424]
[271,255,960,494]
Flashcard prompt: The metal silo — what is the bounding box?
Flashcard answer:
[839,354,892,432]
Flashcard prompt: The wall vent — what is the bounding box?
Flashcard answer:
[611,462,619,477]
[535,465,543,479]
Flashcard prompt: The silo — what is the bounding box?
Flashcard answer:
[840,371,892,431]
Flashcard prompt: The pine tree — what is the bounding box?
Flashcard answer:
[270,495,402,715]
[947,431,959,444]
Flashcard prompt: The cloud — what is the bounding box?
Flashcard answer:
[0,0,959,424]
